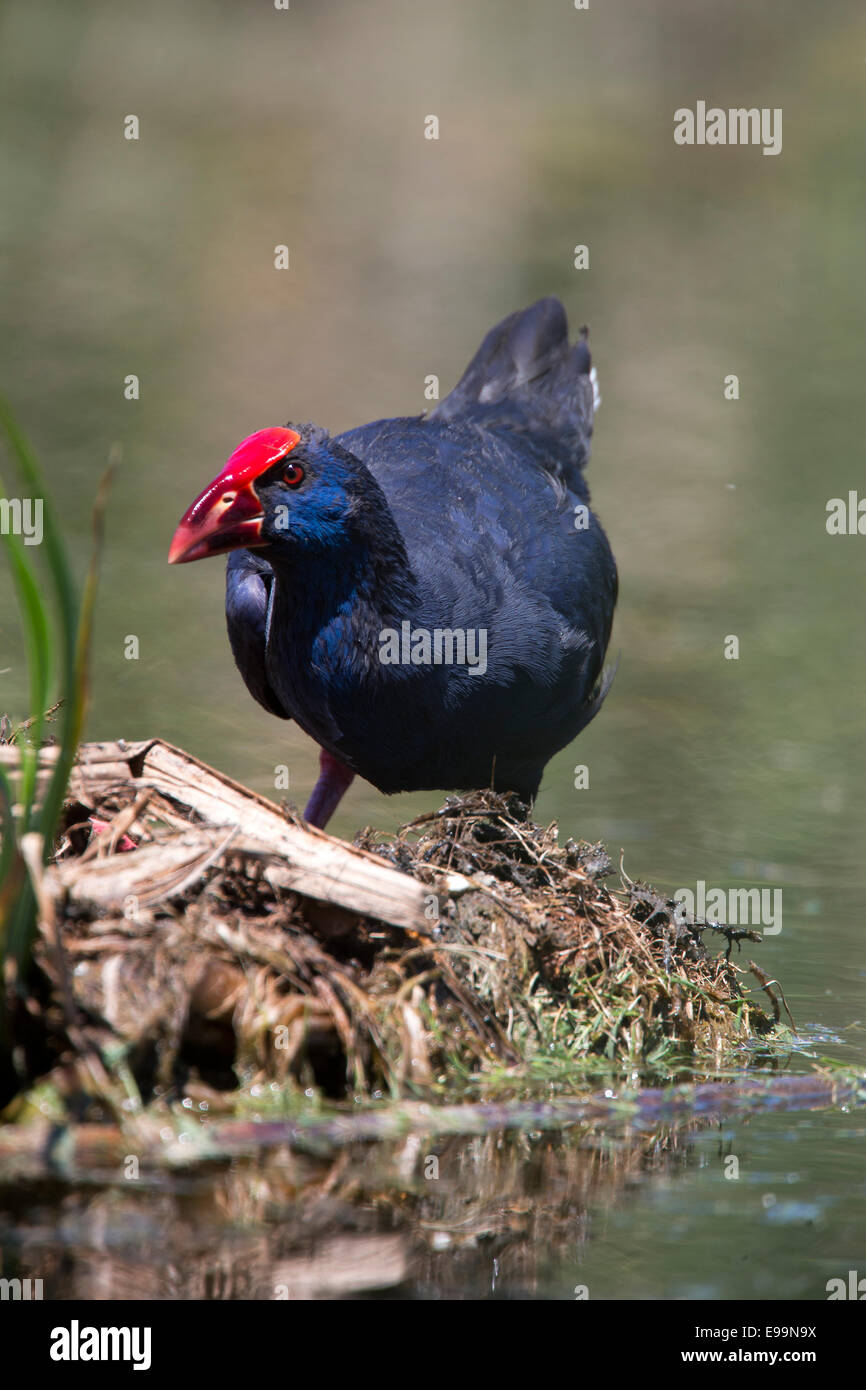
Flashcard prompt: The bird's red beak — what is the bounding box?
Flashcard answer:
[168,427,301,564]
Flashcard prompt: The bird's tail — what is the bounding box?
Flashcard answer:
[431,297,598,480]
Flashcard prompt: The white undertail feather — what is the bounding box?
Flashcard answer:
[590,365,601,413]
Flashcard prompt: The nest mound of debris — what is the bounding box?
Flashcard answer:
[9,740,778,1108]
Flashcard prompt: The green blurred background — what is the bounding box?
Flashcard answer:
[2,0,865,1020]
[2,0,865,1302]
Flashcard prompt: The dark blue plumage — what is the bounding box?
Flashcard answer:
[221,298,617,820]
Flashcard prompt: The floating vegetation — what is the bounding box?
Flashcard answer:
[0,741,784,1118]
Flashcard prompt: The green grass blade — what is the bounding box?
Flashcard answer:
[0,513,52,827]
[0,395,81,862]
[0,761,18,901]
[0,397,111,1061]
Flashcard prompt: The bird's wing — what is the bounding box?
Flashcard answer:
[225,550,291,719]
[336,298,616,717]
[338,415,617,696]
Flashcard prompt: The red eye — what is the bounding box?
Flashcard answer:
[282,460,305,487]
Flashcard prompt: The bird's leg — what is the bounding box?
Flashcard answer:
[303,748,355,829]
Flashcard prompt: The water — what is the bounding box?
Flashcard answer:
[1,0,864,1299]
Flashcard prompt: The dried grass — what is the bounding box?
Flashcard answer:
[6,742,777,1107]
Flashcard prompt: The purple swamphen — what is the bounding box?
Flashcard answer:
[168,298,617,828]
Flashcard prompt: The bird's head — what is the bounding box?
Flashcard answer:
[168,424,366,565]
